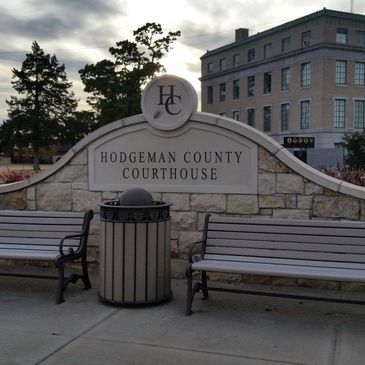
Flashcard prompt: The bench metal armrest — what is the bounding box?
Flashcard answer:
[184,240,205,263]
[59,233,84,256]
[59,210,94,256]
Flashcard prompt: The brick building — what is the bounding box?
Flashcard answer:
[200,8,365,167]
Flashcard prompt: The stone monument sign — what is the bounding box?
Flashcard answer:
[88,75,257,193]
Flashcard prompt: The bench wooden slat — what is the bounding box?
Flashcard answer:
[206,238,365,254]
[205,246,365,263]
[203,254,365,270]
[0,223,84,232]
[0,243,78,250]
[0,237,80,246]
[208,222,365,238]
[0,230,82,239]
[209,216,365,229]
[0,210,85,218]
[207,230,365,243]
[0,250,60,260]
[207,233,365,245]
[0,216,84,225]
[191,259,365,282]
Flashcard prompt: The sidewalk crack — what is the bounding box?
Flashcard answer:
[329,326,341,365]
[33,308,121,365]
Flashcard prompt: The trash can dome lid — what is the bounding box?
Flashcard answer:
[118,188,154,206]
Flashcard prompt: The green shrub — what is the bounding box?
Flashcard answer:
[343,131,365,170]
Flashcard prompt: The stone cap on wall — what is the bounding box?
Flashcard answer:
[1,112,364,200]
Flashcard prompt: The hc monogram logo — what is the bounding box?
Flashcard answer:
[158,85,182,115]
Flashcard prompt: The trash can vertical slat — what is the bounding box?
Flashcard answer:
[105,221,114,301]
[100,220,106,298]
[147,222,157,302]
[124,223,135,302]
[113,222,124,302]
[165,220,171,297]
[157,221,166,299]
[135,223,147,302]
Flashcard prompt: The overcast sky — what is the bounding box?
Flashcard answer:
[0,0,364,122]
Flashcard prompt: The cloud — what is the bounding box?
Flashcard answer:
[2,15,73,41]
[180,22,234,53]
[0,0,126,50]
[0,51,26,64]
[28,0,123,17]
[185,61,201,74]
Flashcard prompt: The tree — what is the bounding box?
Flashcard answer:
[343,131,365,169]
[59,111,95,146]
[6,41,78,170]
[79,23,181,126]
[0,119,18,158]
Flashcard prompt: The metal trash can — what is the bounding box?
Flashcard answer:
[99,188,171,305]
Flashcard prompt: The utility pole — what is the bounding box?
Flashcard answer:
[351,0,354,13]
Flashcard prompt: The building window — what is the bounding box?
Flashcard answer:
[281,103,290,131]
[232,80,240,99]
[219,58,226,71]
[334,99,346,128]
[207,86,213,104]
[282,37,290,53]
[247,76,255,96]
[355,62,365,86]
[300,100,310,129]
[232,109,240,121]
[264,72,271,94]
[233,53,240,67]
[207,62,213,74]
[336,60,347,85]
[219,83,226,102]
[354,100,365,129]
[302,30,311,47]
[357,31,365,46]
[336,28,348,44]
[281,67,290,91]
[301,62,311,87]
[263,106,271,132]
[248,48,255,62]
[264,43,272,58]
[247,108,255,127]
[233,79,240,99]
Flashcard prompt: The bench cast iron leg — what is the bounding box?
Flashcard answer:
[55,254,92,304]
[186,266,210,315]
[55,260,65,304]
[201,271,209,300]
[186,265,194,315]
[81,254,92,290]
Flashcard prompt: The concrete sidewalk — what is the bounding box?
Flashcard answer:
[0,268,365,365]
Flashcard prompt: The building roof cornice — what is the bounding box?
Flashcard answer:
[200,42,365,81]
[201,8,365,59]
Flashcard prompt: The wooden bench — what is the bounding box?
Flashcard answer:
[185,214,365,315]
[0,210,94,303]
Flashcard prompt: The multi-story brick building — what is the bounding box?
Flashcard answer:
[200,8,365,167]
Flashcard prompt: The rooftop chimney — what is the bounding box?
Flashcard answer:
[235,28,249,42]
